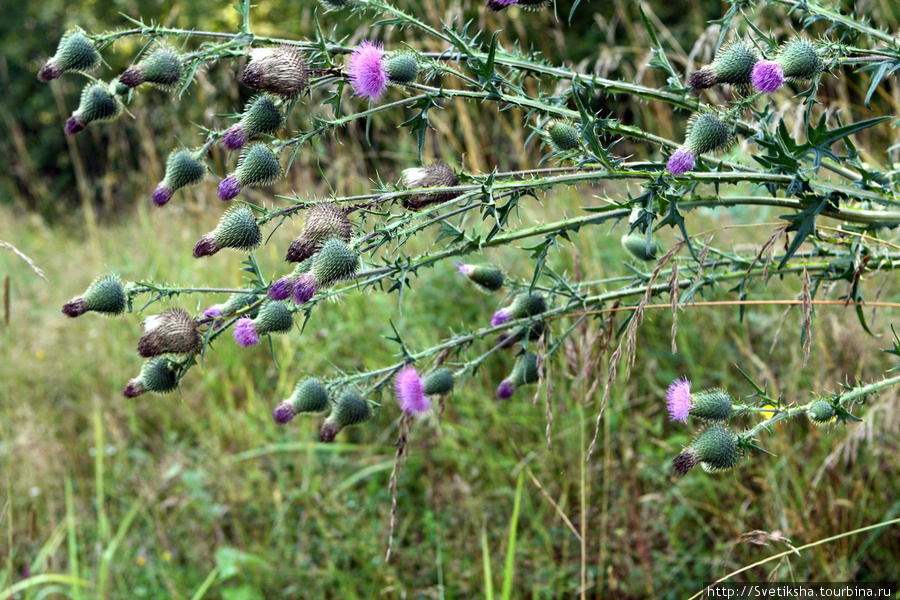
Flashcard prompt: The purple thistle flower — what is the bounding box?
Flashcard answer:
[291,273,318,305]
[218,174,243,201]
[222,124,247,151]
[348,40,388,102]
[666,147,695,176]
[152,184,174,207]
[65,117,85,136]
[491,308,512,327]
[395,366,431,415]
[456,263,474,276]
[666,376,693,423]
[751,60,785,94]
[269,277,293,301]
[272,400,296,424]
[202,305,224,320]
[487,0,518,10]
[496,379,516,400]
[233,317,261,347]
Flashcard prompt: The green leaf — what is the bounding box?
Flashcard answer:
[777,197,831,269]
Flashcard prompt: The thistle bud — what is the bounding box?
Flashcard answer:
[685,112,732,156]
[119,45,184,89]
[62,274,126,318]
[123,357,180,398]
[65,83,122,135]
[546,120,579,151]
[38,28,100,81]
[222,94,285,151]
[240,46,310,98]
[285,203,354,263]
[672,424,742,476]
[273,378,331,424]
[218,143,284,201]
[807,399,836,426]
[233,301,294,347]
[401,162,461,210]
[689,40,759,90]
[688,388,734,424]
[621,233,659,262]
[310,238,359,288]
[422,368,455,396]
[491,291,546,326]
[385,52,419,84]
[137,308,201,357]
[778,39,824,80]
[193,206,262,258]
[152,149,206,206]
[220,290,261,318]
[497,352,540,400]
[457,263,504,293]
[319,390,372,442]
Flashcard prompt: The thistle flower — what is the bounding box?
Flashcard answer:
[119,45,184,89]
[688,40,760,90]
[65,83,122,135]
[222,94,285,151]
[201,305,224,321]
[457,263,505,292]
[666,376,693,423]
[192,206,262,258]
[750,60,785,94]
[319,390,373,442]
[273,378,330,424]
[621,233,659,262]
[395,366,431,415]
[62,275,126,318]
[496,352,541,400]
[240,46,309,98]
[122,357,179,398]
[137,308,201,357]
[666,112,732,176]
[232,301,294,348]
[291,273,319,305]
[545,120,579,151]
[217,143,283,201]
[401,162,461,210]
[491,291,546,326]
[385,52,419,84]
[348,40,388,102]
[672,424,742,476]
[268,277,293,301]
[285,203,353,263]
[807,399,836,426]
[152,149,206,206]
[665,147,695,176]
[38,28,100,81]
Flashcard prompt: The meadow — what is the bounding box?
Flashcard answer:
[2,0,900,598]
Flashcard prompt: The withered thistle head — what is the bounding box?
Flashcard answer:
[240,46,310,98]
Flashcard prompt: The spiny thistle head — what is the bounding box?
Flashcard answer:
[320,390,373,442]
[253,300,294,335]
[621,233,659,262]
[457,263,505,293]
[401,162,461,209]
[310,238,360,288]
[123,357,180,398]
[62,275,126,318]
[220,290,260,318]
[546,120,580,151]
[395,366,431,415]
[348,40,388,102]
[119,44,184,89]
[385,52,419,84]
[192,206,262,258]
[690,39,759,90]
[65,83,122,135]
[684,112,732,156]
[240,46,309,98]
[492,291,546,326]
[807,399,837,426]
[137,308,201,357]
[777,39,824,80]
[153,149,206,206]
[688,388,734,425]
[497,352,541,399]
[422,368,455,396]
[237,143,284,187]
[286,203,354,262]
[223,94,285,151]
[673,424,742,476]
[38,28,100,81]
[666,376,693,423]
[274,378,331,423]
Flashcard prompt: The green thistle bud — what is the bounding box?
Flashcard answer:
[244,94,284,134]
[240,46,310,98]
[621,233,659,262]
[777,39,824,80]
[221,290,260,318]
[273,378,331,423]
[286,203,354,263]
[153,149,206,206]
[511,352,541,387]
[253,300,294,335]
[684,112,732,156]
[673,425,742,476]
[65,83,122,135]
[386,52,419,84]
[119,45,184,89]
[311,238,359,287]
[138,308,201,357]
[689,40,759,89]
[319,390,373,442]
[546,120,579,151]
[457,264,505,293]
[807,399,836,426]
[236,143,284,187]
[38,28,100,81]
[422,368,455,395]
[688,388,734,424]
[62,274,126,318]
[123,357,180,397]
[193,206,262,258]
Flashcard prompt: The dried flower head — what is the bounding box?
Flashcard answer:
[401,162,461,209]
[240,46,309,98]
[138,308,201,357]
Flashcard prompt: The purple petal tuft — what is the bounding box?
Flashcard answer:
[222,125,247,151]
[269,277,293,301]
[217,174,242,201]
[496,379,516,400]
[272,400,297,424]
[491,309,512,327]
[233,317,261,347]
[152,184,174,207]
[666,376,693,423]
[395,366,431,415]
[348,40,388,102]
[291,273,318,305]
[666,147,695,176]
[751,60,785,94]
